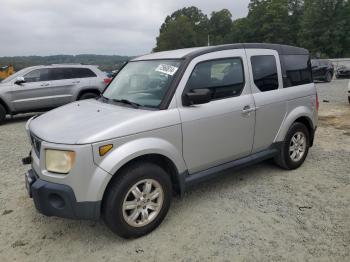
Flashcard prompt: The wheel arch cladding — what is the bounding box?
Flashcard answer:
[77,89,101,99]
[94,137,187,202]
[0,97,10,114]
[275,106,314,144]
[102,153,183,203]
[293,116,314,146]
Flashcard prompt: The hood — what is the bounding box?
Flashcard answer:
[29,99,179,144]
[0,81,11,87]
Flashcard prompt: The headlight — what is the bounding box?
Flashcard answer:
[45,149,76,174]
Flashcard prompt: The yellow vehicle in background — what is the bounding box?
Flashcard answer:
[0,65,15,80]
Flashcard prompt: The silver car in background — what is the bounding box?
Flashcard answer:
[0,64,109,123]
[24,44,318,238]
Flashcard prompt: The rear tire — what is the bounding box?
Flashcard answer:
[103,162,172,238]
[78,92,99,100]
[274,122,310,170]
[0,104,6,124]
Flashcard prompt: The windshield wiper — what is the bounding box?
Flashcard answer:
[99,96,109,102]
[112,99,142,108]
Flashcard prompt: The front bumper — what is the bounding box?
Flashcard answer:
[25,169,101,220]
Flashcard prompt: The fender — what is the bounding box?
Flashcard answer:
[274,105,314,142]
[0,96,12,114]
[75,88,101,100]
[93,136,187,179]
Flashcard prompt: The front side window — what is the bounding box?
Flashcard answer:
[103,60,181,108]
[251,55,279,92]
[186,58,245,100]
[24,69,49,83]
[311,60,319,67]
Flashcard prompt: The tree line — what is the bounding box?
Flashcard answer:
[153,0,350,58]
[0,54,130,72]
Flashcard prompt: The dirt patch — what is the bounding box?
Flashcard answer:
[318,105,350,132]
[0,82,349,262]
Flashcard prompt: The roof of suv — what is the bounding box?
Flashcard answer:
[27,64,98,69]
[133,43,309,61]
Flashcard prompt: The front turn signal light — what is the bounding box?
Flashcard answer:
[99,144,113,156]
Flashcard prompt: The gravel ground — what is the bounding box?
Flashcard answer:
[0,80,349,262]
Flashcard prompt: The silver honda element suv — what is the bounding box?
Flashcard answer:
[24,44,318,238]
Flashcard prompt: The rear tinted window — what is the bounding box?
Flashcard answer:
[48,68,69,80]
[48,67,96,81]
[283,55,312,87]
[71,68,96,78]
[251,55,279,92]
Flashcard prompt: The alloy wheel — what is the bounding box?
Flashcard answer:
[289,131,306,162]
[122,179,164,227]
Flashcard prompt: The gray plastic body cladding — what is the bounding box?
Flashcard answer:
[31,173,100,220]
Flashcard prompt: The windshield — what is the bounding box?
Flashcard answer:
[340,62,350,68]
[1,68,26,83]
[102,60,181,108]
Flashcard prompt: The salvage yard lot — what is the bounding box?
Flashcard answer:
[0,80,349,261]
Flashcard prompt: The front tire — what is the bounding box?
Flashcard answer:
[0,104,6,124]
[274,122,310,170]
[103,162,172,238]
[325,71,332,82]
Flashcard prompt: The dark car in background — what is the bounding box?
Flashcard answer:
[311,59,334,82]
[335,62,350,79]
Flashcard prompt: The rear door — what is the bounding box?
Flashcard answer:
[45,68,78,106]
[176,50,256,174]
[245,49,286,153]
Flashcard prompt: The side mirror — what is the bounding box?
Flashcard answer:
[14,77,25,85]
[183,88,212,106]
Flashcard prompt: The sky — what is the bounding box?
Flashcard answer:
[0,0,249,57]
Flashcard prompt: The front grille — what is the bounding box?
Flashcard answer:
[30,134,42,157]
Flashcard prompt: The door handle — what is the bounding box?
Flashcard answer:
[242,105,257,114]
[72,80,80,84]
[40,83,50,87]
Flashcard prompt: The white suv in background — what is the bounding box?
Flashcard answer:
[0,64,109,123]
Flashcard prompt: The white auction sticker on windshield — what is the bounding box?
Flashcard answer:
[155,64,178,76]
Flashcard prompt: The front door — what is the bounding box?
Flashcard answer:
[11,68,52,112]
[177,50,255,174]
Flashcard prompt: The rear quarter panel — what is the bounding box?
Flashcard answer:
[274,83,317,143]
